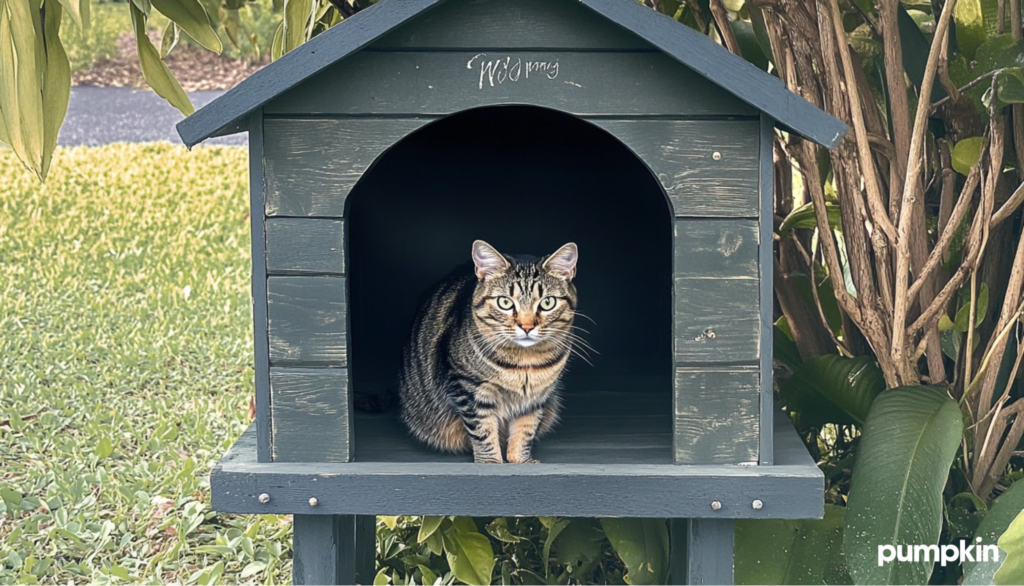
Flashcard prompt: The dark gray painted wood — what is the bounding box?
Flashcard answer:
[210,422,823,518]
[674,368,759,465]
[593,120,760,217]
[267,276,348,366]
[271,367,352,462]
[176,0,444,146]
[265,51,756,117]
[674,278,760,363]
[292,515,374,585]
[579,0,847,147]
[266,218,345,275]
[669,519,687,585]
[759,115,775,466]
[674,220,759,277]
[684,518,735,584]
[249,110,272,463]
[264,118,429,217]
[372,0,651,50]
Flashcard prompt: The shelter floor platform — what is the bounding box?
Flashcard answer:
[211,378,823,519]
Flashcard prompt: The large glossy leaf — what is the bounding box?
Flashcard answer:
[600,519,668,585]
[780,355,885,426]
[0,0,45,179]
[54,0,89,30]
[283,0,312,54]
[898,4,946,101]
[130,3,193,117]
[151,0,222,53]
[40,0,70,179]
[735,504,850,585]
[952,137,985,176]
[956,0,987,59]
[843,387,963,585]
[443,517,495,585]
[995,510,1024,585]
[965,480,1024,584]
[778,201,842,238]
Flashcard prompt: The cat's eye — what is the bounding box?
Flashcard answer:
[496,296,514,310]
[540,296,557,311]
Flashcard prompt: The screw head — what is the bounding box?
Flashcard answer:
[712,151,722,161]
[752,499,764,510]
[258,493,270,504]
[711,501,722,511]
[309,497,319,507]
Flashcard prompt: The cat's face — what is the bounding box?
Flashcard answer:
[470,240,578,349]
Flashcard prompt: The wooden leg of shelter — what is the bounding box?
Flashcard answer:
[293,515,376,585]
[669,519,735,585]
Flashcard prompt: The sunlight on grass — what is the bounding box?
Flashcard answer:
[0,144,292,584]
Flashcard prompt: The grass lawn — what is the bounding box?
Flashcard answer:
[0,144,293,584]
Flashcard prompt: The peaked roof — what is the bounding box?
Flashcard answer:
[177,0,847,148]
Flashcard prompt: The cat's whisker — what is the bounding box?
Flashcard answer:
[572,311,597,326]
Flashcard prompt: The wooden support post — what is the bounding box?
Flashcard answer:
[293,515,376,585]
[669,519,735,585]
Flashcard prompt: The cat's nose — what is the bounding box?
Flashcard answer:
[520,322,535,333]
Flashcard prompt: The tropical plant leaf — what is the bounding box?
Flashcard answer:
[130,3,193,117]
[955,0,987,59]
[553,520,605,568]
[152,0,222,53]
[778,201,842,238]
[160,20,179,58]
[40,0,70,180]
[965,480,1024,584]
[443,517,495,586]
[729,19,768,71]
[774,322,803,371]
[952,136,985,176]
[780,355,885,426]
[542,518,570,578]
[735,504,850,585]
[54,0,89,30]
[995,510,1024,585]
[843,387,963,585]
[418,516,445,542]
[600,519,669,585]
[899,4,946,101]
[0,0,45,179]
[283,0,312,54]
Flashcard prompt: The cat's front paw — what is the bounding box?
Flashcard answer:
[507,456,540,464]
[473,456,504,464]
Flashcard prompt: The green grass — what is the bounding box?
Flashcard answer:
[62,4,133,73]
[0,144,293,584]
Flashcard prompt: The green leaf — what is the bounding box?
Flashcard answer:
[955,0,987,59]
[899,4,945,101]
[443,517,495,586]
[773,322,803,371]
[40,0,70,180]
[995,510,1024,585]
[425,531,443,555]
[843,386,963,585]
[130,3,192,116]
[54,0,89,31]
[780,355,885,426]
[418,516,444,542]
[160,21,179,58]
[240,561,266,579]
[553,520,605,568]
[485,517,522,543]
[151,0,221,53]
[418,565,438,585]
[283,0,312,54]
[0,0,46,179]
[93,436,113,459]
[600,519,669,585]
[778,201,842,238]
[965,480,1024,584]
[1,486,22,510]
[542,518,570,577]
[953,137,985,176]
[748,6,775,65]
[380,515,398,529]
[939,314,956,332]
[373,567,389,585]
[735,504,849,585]
[729,19,768,71]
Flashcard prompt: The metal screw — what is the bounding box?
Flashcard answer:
[309,497,319,507]
[711,501,722,511]
[712,151,722,161]
[258,493,270,504]
[752,499,763,510]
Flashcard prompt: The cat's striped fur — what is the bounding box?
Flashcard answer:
[398,241,579,463]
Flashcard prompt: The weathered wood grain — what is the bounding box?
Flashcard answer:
[674,368,759,465]
[371,0,650,50]
[265,218,346,275]
[677,518,736,585]
[674,219,759,278]
[593,120,760,217]
[210,423,824,518]
[291,515,375,585]
[271,367,352,462]
[674,277,760,363]
[759,114,775,465]
[267,276,348,366]
[264,51,755,117]
[249,111,272,463]
[264,118,429,217]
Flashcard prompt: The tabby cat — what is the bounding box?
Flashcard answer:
[398,240,579,464]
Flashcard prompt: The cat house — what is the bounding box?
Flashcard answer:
[178,0,846,583]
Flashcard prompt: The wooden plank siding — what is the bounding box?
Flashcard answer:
[271,367,353,462]
[266,218,345,275]
[370,0,652,50]
[674,368,759,464]
[267,276,348,367]
[264,51,757,118]
[249,110,273,463]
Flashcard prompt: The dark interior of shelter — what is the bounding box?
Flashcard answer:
[346,106,674,463]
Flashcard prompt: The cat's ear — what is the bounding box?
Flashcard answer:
[472,240,509,280]
[543,243,578,280]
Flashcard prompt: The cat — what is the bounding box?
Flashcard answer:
[398,240,579,464]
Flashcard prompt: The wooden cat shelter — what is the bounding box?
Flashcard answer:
[177,0,847,583]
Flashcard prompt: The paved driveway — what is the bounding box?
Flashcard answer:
[58,86,247,146]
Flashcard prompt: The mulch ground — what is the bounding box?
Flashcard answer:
[72,32,266,91]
